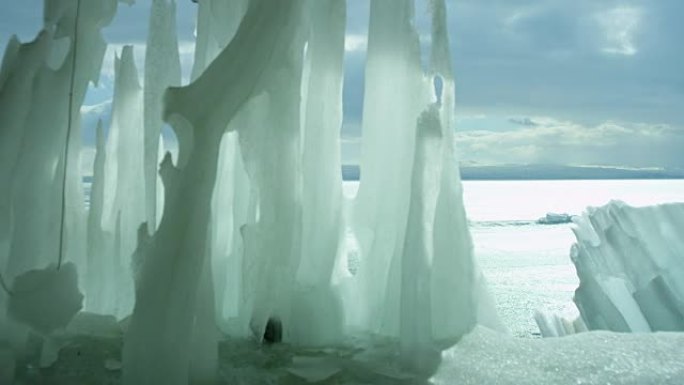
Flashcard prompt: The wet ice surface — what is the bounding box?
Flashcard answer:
[472,223,579,337]
[15,325,684,385]
[433,326,684,385]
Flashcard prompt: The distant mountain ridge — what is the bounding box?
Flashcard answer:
[340,164,684,181]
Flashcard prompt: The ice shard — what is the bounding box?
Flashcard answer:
[85,120,111,313]
[101,45,145,318]
[572,201,684,332]
[400,105,444,371]
[428,0,503,339]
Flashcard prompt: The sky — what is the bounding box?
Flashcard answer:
[1,0,683,171]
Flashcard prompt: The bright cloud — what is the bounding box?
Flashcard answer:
[596,7,642,56]
[455,116,684,168]
[344,34,367,53]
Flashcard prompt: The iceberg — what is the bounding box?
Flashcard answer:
[571,201,684,332]
[537,213,575,225]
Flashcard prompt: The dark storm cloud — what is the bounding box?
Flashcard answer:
[448,0,684,126]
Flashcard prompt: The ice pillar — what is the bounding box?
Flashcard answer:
[122,2,306,384]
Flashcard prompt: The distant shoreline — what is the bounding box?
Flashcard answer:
[340,164,684,182]
[81,165,684,183]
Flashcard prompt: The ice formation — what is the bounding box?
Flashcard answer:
[347,0,501,346]
[143,0,180,232]
[100,45,145,318]
[534,310,587,338]
[0,0,118,287]
[0,0,508,383]
[0,0,119,352]
[571,201,684,332]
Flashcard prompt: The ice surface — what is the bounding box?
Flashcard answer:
[571,201,684,332]
[432,326,684,385]
[14,326,684,384]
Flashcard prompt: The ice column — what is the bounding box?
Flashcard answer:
[351,0,431,336]
[290,0,347,346]
[191,0,251,333]
[428,0,503,340]
[2,0,118,286]
[85,120,113,313]
[101,46,146,318]
[122,2,306,384]
[143,0,181,232]
[400,105,444,371]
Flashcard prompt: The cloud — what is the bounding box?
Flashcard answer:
[449,0,684,126]
[2,1,683,172]
[455,116,684,169]
[345,34,367,53]
[596,7,642,56]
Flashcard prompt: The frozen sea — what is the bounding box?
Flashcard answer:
[82,178,684,337]
[343,179,684,337]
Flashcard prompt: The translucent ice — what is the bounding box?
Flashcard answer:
[123,2,308,384]
[100,46,145,318]
[143,0,181,232]
[2,0,118,288]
